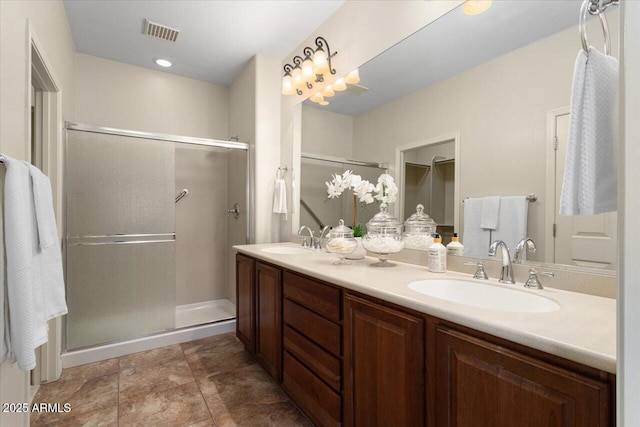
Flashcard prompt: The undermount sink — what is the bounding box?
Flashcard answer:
[261,246,309,255]
[407,279,560,313]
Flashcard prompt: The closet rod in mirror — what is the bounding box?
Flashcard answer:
[301,152,387,170]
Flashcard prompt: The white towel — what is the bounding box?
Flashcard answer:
[480,196,500,230]
[3,156,39,370]
[24,163,67,322]
[463,198,491,258]
[291,171,296,214]
[0,166,10,363]
[560,47,618,215]
[273,177,288,220]
[492,196,528,258]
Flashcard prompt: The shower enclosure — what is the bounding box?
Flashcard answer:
[64,123,249,350]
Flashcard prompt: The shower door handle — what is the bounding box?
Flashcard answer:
[227,203,240,219]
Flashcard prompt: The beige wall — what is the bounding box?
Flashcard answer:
[282,0,464,240]
[74,53,229,139]
[302,106,353,158]
[352,14,620,261]
[230,55,282,244]
[0,0,76,425]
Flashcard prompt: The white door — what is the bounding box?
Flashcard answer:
[554,113,617,269]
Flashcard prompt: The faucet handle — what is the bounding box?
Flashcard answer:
[524,268,554,290]
[465,261,489,280]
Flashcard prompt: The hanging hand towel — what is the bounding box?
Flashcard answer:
[291,170,296,214]
[273,172,288,220]
[492,196,528,258]
[463,198,491,258]
[560,47,618,215]
[480,196,501,230]
[23,163,68,321]
[2,156,39,370]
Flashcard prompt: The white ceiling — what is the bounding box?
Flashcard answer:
[307,0,591,116]
[63,0,344,86]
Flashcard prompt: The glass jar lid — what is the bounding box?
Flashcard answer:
[330,219,354,238]
[404,204,437,233]
[366,204,403,234]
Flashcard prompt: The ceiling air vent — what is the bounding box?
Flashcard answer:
[143,19,180,42]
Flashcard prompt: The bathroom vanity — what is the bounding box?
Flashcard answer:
[235,244,615,426]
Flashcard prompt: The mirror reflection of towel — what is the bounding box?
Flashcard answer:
[492,196,528,258]
[273,177,288,220]
[463,198,491,258]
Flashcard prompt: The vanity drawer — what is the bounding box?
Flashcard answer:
[283,350,342,427]
[283,271,341,322]
[284,298,341,357]
[284,324,341,392]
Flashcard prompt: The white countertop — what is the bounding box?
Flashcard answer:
[234,242,616,374]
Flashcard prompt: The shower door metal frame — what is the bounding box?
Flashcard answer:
[63,122,253,351]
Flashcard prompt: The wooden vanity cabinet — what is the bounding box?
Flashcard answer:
[235,254,282,381]
[255,262,282,381]
[343,293,425,427]
[236,253,614,427]
[282,271,343,427]
[235,254,256,353]
[434,326,611,427]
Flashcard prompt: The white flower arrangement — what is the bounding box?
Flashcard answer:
[326,170,397,206]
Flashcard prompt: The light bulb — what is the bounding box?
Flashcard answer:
[322,85,335,97]
[319,100,329,106]
[344,69,360,85]
[462,0,492,15]
[282,74,295,95]
[310,92,324,103]
[312,48,329,75]
[154,58,172,67]
[292,66,305,90]
[333,78,347,91]
[302,57,315,83]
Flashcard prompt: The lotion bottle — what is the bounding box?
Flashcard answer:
[446,233,464,256]
[428,234,447,273]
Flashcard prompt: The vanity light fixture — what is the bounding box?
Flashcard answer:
[154,58,172,67]
[282,36,337,96]
[462,0,492,15]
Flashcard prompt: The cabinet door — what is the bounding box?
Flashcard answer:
[344,294,425,427]
[255,262,283,381]
[236,254,255,353]
[435,327,610,427]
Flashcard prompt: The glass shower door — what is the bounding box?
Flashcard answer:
[65,130,176,349]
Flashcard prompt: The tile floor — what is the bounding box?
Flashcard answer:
[31,333,313,427]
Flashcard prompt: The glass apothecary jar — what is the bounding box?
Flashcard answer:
[326,219,358,265]
[362,204,404,267]
[403,204,437,250]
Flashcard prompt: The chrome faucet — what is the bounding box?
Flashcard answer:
[513,238,536,263]
[488,240,515,284]
[297,226,314,248]
[315,225,332,249]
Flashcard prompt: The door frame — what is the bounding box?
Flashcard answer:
[395,132,461,231]
[28,24,65,384]
[544,106,570,265]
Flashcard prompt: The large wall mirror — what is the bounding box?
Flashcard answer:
[296,0,618,273]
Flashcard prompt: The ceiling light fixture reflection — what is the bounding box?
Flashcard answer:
[154,58,172,67]
[462,0,492,16]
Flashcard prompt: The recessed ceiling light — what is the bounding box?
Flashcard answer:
[154,58,172,68]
